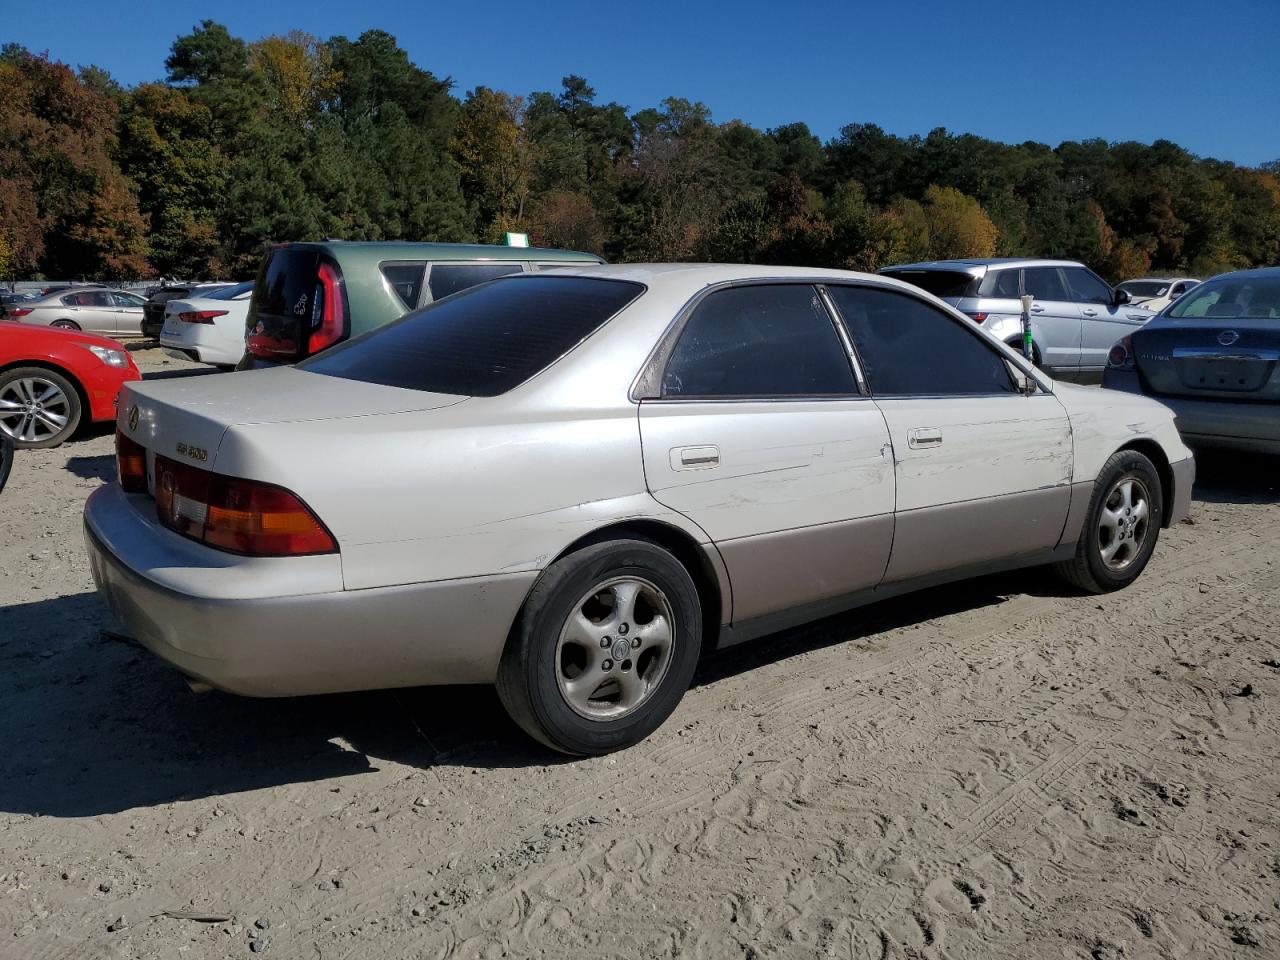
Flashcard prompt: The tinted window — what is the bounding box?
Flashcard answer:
[301,276,643,396]
[380,262,426,308]
[828,285,1017,396]
[536,262,595,271]
[1168,275,1280,320]
[982,268,1023,299]
[1022,267,1069,301]
[1064,267,1112,304]
[204,281,255,301]
[428,262,524,301]
[879,269,975,299]
[662,285,855,399]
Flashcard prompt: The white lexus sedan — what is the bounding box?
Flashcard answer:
[158,280,254,368]
[85,265,1194,755]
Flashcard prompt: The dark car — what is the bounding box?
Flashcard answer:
[1103,266,1280,453]
[141,283,234,338]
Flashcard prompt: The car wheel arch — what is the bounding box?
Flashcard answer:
[1116,438,1174,527]
[536,519,727,654]
[0,359,90,416]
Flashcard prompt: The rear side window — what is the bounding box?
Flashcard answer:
[1021,267,1069,302]
[301,275,643,396]
[1064,267,1112,304]
[879,269,976,299]
[380,262,426,309]
[536,262,595,271]
[427,262,524,301]
[662,285,855,398]
[980,268,1023,299]
[828,285,1017,397]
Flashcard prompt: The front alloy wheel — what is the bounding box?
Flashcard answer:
[0,368,81,448]
[1097,476,1151,572]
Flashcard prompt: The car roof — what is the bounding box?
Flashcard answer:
[279,241,604,263]
[493,262,934,299]
[882,258,1083,273]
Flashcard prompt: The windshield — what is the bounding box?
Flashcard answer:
[1119,280,1171,298]
[205,281,255,301]
[1167,275,1280,320]
[300,275,644,396]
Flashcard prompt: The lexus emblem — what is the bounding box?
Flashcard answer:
[127,404,139,431]
[1218,330,1240,346]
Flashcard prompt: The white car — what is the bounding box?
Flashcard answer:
[1117,277,1200,313]
[159,281,254,368]
[85,265,1194,755]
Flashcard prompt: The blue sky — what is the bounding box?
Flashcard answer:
[6,0,1278,166]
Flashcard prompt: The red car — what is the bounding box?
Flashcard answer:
[0,322,140,448]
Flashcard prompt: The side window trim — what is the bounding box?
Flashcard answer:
[635,280,865,403]
[824,280,1045,399]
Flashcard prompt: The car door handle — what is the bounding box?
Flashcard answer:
[1030,304,1045,313]
[1082,308,1099,317]
[672,445,719,470]
[907,427,943,449]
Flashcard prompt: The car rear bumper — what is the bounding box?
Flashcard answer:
[160,324,243,367]
[83,483,534,697]
[1103,369,1280,453]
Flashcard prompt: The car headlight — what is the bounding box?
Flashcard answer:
[82,344,130,368]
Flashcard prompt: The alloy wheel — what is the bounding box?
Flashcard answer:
[1097,475,1151,572]
[555,576,675,721]
[0,377,72,444]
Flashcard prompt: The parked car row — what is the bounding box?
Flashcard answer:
[1,287,148,334]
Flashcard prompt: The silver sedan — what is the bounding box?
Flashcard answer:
[6,287,147,336]
[85,265,1193,755]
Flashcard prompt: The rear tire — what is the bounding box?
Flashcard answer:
[1054,449,1162,593]
[497,539,702,756]
[51,319,80,331]
[0,366,82,449]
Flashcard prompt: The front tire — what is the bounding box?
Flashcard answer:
[497,538,703,756]
[0,367,82,448]
[1054,449,1162,593]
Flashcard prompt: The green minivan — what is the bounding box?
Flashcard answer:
[240,241,604,367]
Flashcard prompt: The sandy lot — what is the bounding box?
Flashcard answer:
[1,346,1278,959]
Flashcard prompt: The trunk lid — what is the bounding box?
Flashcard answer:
[117,367,466,482]
[1133,320,1280,401]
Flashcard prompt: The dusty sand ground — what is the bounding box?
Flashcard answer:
[1,345,1278,959]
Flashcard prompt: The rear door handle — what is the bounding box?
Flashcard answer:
[907,427,943,449]
[1082,308,1099,317]
[672,445,720,470]
[1030,304,1045,313]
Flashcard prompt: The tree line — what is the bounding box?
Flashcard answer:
[2,22,1278,282]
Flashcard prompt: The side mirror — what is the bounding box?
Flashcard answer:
[1113,288,1131,305]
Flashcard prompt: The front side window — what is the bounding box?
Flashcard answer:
[301,275,643,396]
[113,292,146,307]
[661,284,856,399]
[827,285,1017,397]
[1064,267,1113,305]
[380,262,426,309]
[427,262,524,301]
[1021,267,1069,302]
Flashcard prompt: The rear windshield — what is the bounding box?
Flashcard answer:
[879,269,976,299]
[300,275,644,396]
[1167,275,1280,320]
[205,281,255,301]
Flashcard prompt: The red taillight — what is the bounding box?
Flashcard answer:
[7,307,33,318]
[153,454,336,557]
[177,310,228,324]
[308,261,347,355]
[1108,335,1135,369]
[116,430,147,493]
[965,312,988,324]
